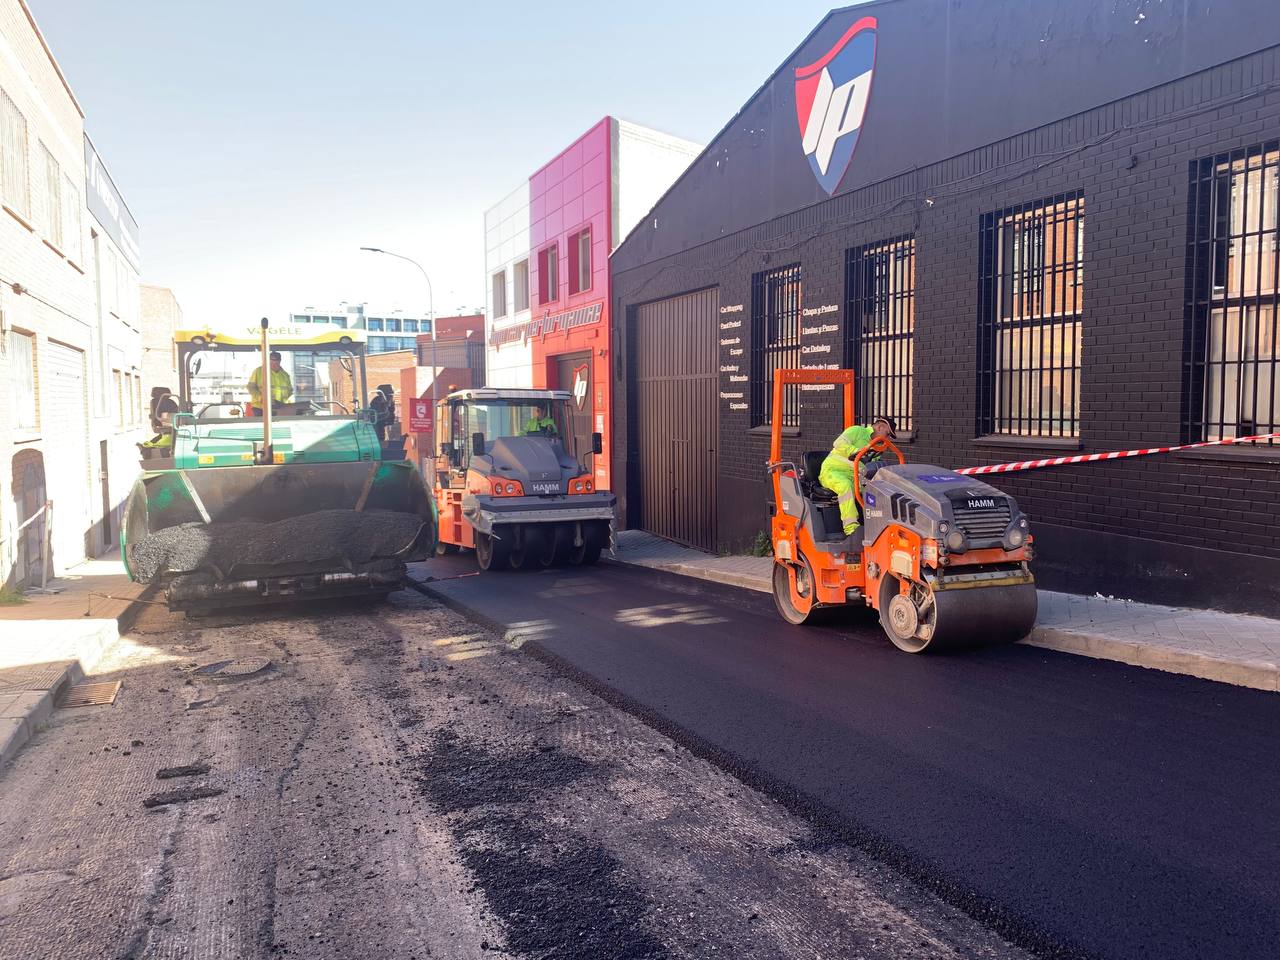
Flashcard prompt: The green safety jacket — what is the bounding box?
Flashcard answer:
[248,366,293,404]
[524,416,557,435]
[820,424,875,478]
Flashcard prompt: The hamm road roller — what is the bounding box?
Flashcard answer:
[432,388,616,571]
[121,319,437,613]
[768,369,1037,652]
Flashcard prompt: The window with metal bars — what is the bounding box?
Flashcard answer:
[1185,142,1280,445]
[750,263,803,427]
[978,192,1084,438]
[845,236,914,433]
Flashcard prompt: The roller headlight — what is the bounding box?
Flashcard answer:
[945,530,966,552]
[1008,528,1025,547]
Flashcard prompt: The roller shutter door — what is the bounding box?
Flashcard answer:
[631,288,719,550]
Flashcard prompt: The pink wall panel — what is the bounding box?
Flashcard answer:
[521,116,616,490]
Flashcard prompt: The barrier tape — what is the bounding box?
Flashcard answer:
[956,432,1280,476]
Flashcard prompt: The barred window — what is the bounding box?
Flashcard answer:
[9,330,37,431]
[1,88,29,217]
[978,193,1084,438]
[845,236,914,432]
[37,143,62,248]
[1186,142,1279,444]
[750,263,802,427]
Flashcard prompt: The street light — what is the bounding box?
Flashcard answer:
[359,246,436,444]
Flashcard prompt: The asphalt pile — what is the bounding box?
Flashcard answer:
[129,508,427,581]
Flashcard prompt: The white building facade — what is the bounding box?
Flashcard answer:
[0,0,143,587]
[483,181,531,388]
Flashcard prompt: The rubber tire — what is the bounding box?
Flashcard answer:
[527,525,559,568]
[475,530,512,572]
[507,526,529,570]
[435,541,460,556]
[772,554,820,625]
[567,521,607,567]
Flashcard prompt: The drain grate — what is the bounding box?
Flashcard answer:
[194,656,272,680]
[0,662,73,692]
[59,680,122,708]
[218,657,271,677]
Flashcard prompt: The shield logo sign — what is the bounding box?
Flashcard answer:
[572,363,589,410]
[795,16,877,196]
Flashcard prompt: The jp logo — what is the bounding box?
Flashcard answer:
[794,16,877,195]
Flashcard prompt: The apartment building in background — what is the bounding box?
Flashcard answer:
[1,0,143,587]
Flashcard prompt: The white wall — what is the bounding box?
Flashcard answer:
[0,0,142,584]
[614,120,703,248]
[483,180,532,388]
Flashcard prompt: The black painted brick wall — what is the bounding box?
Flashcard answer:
[612,48,1280,610]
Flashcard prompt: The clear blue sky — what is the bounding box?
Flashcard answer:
[30,0,839,324]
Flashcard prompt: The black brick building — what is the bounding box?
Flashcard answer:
[610,0,1280,615]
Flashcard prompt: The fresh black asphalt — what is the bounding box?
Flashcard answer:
[420,556,1280,960]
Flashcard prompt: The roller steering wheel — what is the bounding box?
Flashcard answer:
[852,435,905,509]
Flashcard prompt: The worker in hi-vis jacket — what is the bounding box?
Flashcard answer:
[818,415,898,537]
[247,351,292,415]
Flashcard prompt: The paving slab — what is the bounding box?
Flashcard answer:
[611,529,1280,692]
[0,552,151,771]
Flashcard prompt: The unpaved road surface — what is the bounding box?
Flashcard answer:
[0,589,1026,959]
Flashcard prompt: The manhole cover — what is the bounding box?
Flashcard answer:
[59,680,122,708]
[213,657,271,678]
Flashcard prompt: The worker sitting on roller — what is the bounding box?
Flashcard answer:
[818,415,897,538]
[246,351,293,416]
[523,404,557,436]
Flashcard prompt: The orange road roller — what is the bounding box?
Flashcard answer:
[767,369,1037,653]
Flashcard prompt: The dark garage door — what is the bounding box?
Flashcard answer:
[554,351,594,464]
[632,288,719,550]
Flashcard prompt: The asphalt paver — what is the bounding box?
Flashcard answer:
[0,587,1025,959]
[423,556,1280,960]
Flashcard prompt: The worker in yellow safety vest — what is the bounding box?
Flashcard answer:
[523,404,557,436]
[247,351,293,415]
[818,415,897,537]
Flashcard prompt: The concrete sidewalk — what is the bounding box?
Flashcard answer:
[1,552,150,770]
[611,530,1280,693]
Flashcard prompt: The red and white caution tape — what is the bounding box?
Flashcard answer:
[956,432,1280,476]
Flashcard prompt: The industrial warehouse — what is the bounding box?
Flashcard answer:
[609,0,1280,615]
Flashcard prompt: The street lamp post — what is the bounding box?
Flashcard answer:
[359,246,436,447]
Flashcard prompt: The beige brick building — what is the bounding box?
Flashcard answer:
[1,0,144,587]
[139,283,180,397]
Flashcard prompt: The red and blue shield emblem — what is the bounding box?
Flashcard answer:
[795,16,877,195]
